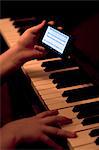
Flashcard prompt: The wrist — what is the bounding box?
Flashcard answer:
[0,46,23,78]
[8,44,24,67]
[1,123,19,149]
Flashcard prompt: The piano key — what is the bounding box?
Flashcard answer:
[58,109,99,132]
[89,128,99,137]
[33,83,94,108]
[74,143,99,150]
[82,115,99,126]
[42,59,77,72]
[77,105,99,119]
[18,25,33,35]
[23,57,61,68]
[11,17,36,22]
[95,137,99,145]
[27,65,79,79]
[33,76,89,92]
[33,78,53,86]
[13,18,37,28]
[61,117,99,132]
[46,100,99,121]
[47,97,99,110]
[41,59,69,67]
[52,72,90,89]
[49,68,89,80]
[63,86,99,103]
[59,106,99,122]
[67,127,99,148]
[44,98,66,107]
[58,107,78,119]
[10,16,36,21]
[41,93,63,100]
[56,79,90,89]
[28,67,79,82]
[0,18,20,47]
[73,101,99,112]
[39,83,93,95]
[35,83,56,90]
[23,57,79,79]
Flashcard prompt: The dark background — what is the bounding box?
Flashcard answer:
[1,1,99,32]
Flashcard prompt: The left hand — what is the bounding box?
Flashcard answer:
[14,20,46,63]
[14,20,64,65]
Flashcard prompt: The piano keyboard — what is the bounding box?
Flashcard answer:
[0,18,99,150]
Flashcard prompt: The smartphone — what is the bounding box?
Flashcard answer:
[41,25,71,56]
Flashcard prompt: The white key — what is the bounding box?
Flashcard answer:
[47,97,99,110]
[62,118,99,132]
[73,143,99,150]
[0,18,20,47]
[23,57,61,67]
[67,127,99,148]
[39,83,93,95]
[58,107,77,119]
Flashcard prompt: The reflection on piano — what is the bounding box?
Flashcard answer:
[0,13,99,150]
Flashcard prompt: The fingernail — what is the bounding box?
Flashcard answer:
[62,117,72,124]
[72,132,77,138]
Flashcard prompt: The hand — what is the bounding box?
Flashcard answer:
[14,20,46,63]
[14,20,64,64]
[1,110,76,150]
[0,20,63,78]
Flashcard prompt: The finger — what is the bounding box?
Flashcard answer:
[48,20,55,26]
[32,49,46,58]
[34,45,46,52]
[40,134,64,150]
[36,110,59,118]
[29,20,46,33]
[42,115,72,126]
[47,21,63,31]
[57,26,63,30]
[44,126,77,138]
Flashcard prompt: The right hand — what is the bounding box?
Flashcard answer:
[2,110,77,150]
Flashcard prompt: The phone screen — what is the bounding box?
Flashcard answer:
[42,26,70,54]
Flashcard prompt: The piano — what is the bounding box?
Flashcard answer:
[0,13,99,150]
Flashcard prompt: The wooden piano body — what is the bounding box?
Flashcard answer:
[0,6,99,150]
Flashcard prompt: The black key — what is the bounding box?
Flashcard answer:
[13,17,37,28]
[82,115,99,126]
[63,86,99,103]
[50,69,78,79]
[49,69,76,79]
[50,70,90,89]
[89,128,99,137]
[42,59,77,72]
[13,17,36,22]
[10,16,35,20]
[49,69,89,80]
[18,25,33,35]
[56,78,90,89]
[50,70,69,79]
[73,101,99,112]
[95,137,99,145]
[77,106,99,119]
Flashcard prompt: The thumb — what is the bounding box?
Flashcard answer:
[29,20,46,33]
